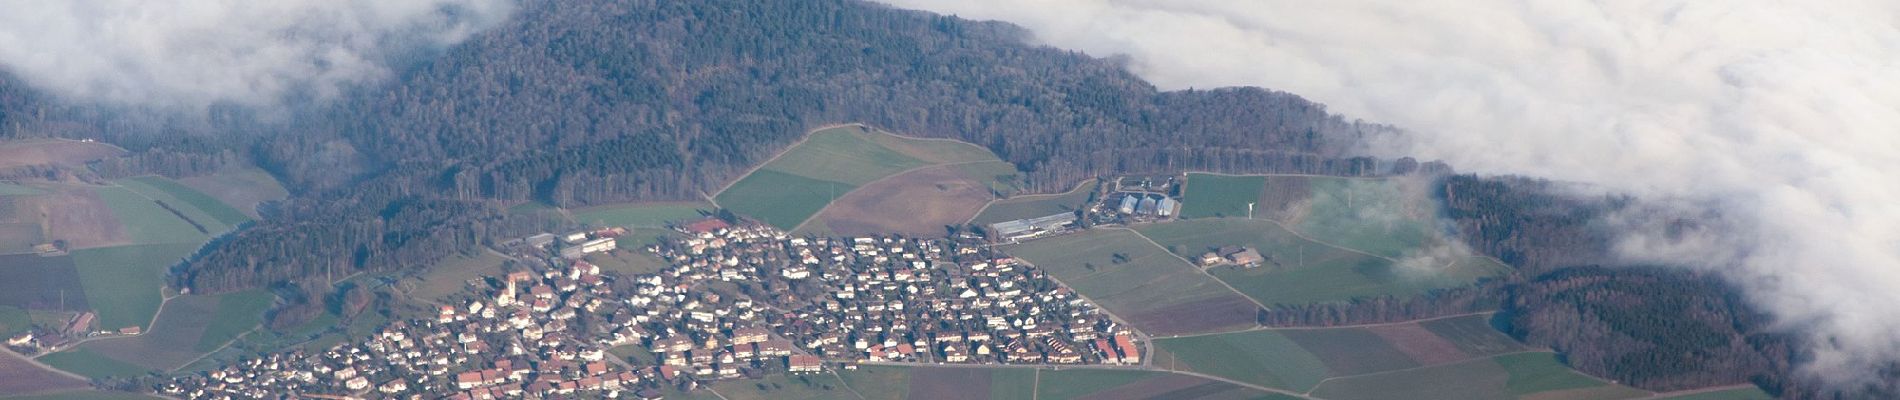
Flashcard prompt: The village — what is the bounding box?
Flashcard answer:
[158,217,1145,399]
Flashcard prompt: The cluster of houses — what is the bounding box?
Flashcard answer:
[645,220,1144,366]
[161,218,1146,399]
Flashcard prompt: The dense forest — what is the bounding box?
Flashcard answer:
[0,0,1887,397]
[1,0,1390,295]
[1439,175,1900,399]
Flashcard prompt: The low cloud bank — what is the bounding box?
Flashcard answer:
[881,0,1900,383]
[0,0,515,110]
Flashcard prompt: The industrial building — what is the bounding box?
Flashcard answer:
[989,212,1077,242]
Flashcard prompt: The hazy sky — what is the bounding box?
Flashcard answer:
[0,0,514,110]
[879,0,1900,383]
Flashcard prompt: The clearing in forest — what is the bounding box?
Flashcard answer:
[1134,218,1509,305]
[716,125,1019,231]
[0,139,125,169]
[173,168,289,220]
[1004,229,1258,336]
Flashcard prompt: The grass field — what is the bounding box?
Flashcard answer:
[93,186,207,245]
[1291,177,1440,259]
[119,176,251,228]
[570,201,714,228]
[1136,219,1509,305]
[835,365,911,400]
[0,182,45,196]
[67,290,272,373]
[0,254,87,311]
[1179,173,1267,219]
[193,290,272,351]
[1158,318,1575,395]
[37,347,152,379]
[765,127,930,186]
[716,125,1019,231]
[0,306,29,336]
[75,295,216,371]
[406,250,510,301]
[71,243,201,330]
[806,165,996,236]
[970,181,1097,225]
[710,372,854,400]
[1157,330,1331,391]
[175,168,288,220]
[1036,369,1166,400]
[1308,352,1648,400]
[0,390,164,400]
[989,369,1036,400]
[0,140,124,170]
[1421,314,1529,357]
[716,169,856,229]
[1654,386,1775,400]
[1005,229,1258,335]
[0,349,88,396]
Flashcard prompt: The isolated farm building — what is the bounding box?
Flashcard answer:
[1118,195,1139,214]
[1157,198,1178,217]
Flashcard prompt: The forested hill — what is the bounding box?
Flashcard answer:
[1,0,1391,294]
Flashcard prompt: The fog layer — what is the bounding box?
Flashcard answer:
[879,0,1900,382]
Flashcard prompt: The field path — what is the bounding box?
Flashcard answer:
[829,370,871,400]
[168,325,261,373]
[2,347,90,383]
[1005,255,1178,375]
[1104,226,1273,312]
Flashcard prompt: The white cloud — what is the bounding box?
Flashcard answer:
[881,0,1900,383]
[0,0,515,110]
